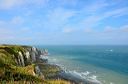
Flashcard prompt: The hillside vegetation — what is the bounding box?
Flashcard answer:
[0,45,71,84]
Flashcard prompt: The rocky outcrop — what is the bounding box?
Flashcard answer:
[17,46,45,76]
[0,45,46,81]
[18,51,25,66]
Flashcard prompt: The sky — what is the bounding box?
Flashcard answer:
[0,0,128,45]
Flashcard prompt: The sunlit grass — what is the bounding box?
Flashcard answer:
[46,79,71,84]
[0,45,72,84]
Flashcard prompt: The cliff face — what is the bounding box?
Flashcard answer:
[0,45,71,84]
[0,45,45,82]
[15,46,42,66]
[23,46,45,76]
[16,46,44,76]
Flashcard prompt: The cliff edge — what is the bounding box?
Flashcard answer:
[0,44,46,83]
[0,44,71,84]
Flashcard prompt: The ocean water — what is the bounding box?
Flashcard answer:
[37,45,128,84]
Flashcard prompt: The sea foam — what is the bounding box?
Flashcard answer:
[47,57,102,84]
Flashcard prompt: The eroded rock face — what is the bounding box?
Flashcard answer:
[25,47,43,63]
[0,45,46,82]
[18,51,25,66]
[25,47,43,75]
[15,46,45,77]
[25,51,30,59]
[31,47,37,62]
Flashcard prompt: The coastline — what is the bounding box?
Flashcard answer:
[0,44,102,84]
[38,45,128,84]
[0,44,71,84]
[1,44,127,84]
[41,55,102,84]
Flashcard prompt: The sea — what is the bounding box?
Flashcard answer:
[37,45,128,84]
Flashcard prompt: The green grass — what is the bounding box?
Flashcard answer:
[0,45,72,84]
[0,45,43,83]
[46,79,71,84]
[38,63,61,79]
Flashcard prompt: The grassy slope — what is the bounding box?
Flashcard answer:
[0,45,71,84]
[0,45,43,83]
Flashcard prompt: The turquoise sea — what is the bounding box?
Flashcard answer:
[37,45,128,84]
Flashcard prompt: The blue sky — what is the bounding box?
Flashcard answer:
[0,0,128,45]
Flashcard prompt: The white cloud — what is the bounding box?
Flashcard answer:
[0,20,6,26]
[42,8,76,30]
[119,25,128,32]
[0,0,24,9]
[0,16,24,28]
[102,25,128,33]
[57,0,78,7]
[77,6,128,29]
[103,26,115,33]
[20,27,30,32]
[0,16,25,41]
[103,7,128,18]
[0,28,16,42]
[85,0,108,12]
[0,27,37,43]
[0,28,12,35]
[82,16,102,27]
[47,8,75,22]
[11,16,24,25]
[83,24,128,34]
[62,28,74,33]
[24,10,33,16]
[0,0,49,10]
[84,28,95,33]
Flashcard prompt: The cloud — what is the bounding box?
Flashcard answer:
[0,27,39,44]
[103,7,128,18]
[11,16,24,25]
[84,28,96,33]
[0,0,49,10]
[102,25,128,33]
[0,28,12,35]
[103,26,115,33]
[20,27,30,32]
[0,0,24,9]
[42,8,76,30]
[62,28,74,33]
[81,16,102,28]
[85,0,109,12]
[56,0,78,8]
[47,8,75,22]
[0,16,24,28]
[0,0,127,45]
[119,25,128,32]
[83,24,128,35]
[0,20,6,26]
[0,16,26,41]
[76,6,128,30]
[0,28,16,42]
